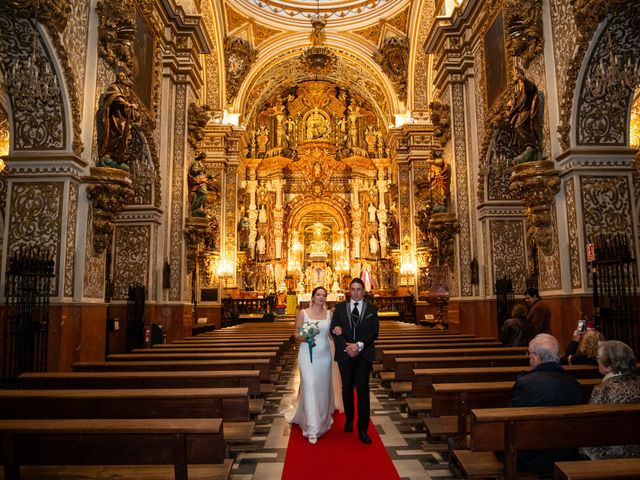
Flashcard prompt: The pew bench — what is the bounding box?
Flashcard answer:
[452,403,640,480]
[0,418,225,480]
[73,359,272,383]
[383,347,527,371]
[19,371,262,397]
[394,355,530,382]
[427,379,599,449]
[554,458,640,479]
[0,388,250,422]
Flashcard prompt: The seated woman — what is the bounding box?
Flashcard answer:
[560,328,604,366]
[581,340,640,460]
[501,304,532,347]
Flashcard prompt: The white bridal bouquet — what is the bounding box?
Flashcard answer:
[300,321,320,363]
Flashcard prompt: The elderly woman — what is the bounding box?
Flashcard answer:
[581,340,640,460]
[560,328,605,366]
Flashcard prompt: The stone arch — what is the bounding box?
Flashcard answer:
[286,196,351,238]
[573,5,640,147]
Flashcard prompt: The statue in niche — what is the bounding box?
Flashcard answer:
[256,124,269,154]
[386,212,399,248]
[97,68,141,170]
[187,153,210,217]
[365,125,377,153]
[376,131,386,158]
[258,204,268,223]
[306,108,329,140]
[505,66,540,163]
[369,234,379,256]
[257,234,267,255]
[238,210,250,250]
[368,203,377,223]
[429,157,450,213]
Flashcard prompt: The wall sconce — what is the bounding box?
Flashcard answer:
[400,260,416,285]
[217,259,234,289]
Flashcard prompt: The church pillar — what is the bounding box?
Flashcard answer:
[272,178,285,259]
[376,167,389,257]
[246,164,259,259]
[350,178,363,259]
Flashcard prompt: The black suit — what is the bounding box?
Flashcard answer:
[331,300,379,433]
[509,362,583,474]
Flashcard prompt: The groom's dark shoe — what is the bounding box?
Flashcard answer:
[358,431,372,444]
[344,420,353,432]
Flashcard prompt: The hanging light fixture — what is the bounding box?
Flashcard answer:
[3,7,60,112]
[299,0,336,74]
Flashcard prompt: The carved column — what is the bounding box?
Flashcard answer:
[376,168,389,257]
[246,164,259,259]
[273,178,285,259]
[350,178,362,259]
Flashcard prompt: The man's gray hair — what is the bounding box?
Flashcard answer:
[529,333,560,363]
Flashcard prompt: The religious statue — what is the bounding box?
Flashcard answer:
[369,234,379,256]
[97,69,141,170]
[187,153,209,217]
[430,158,450,213]
[306,108,329,140]
[238,211,250,250]
[257,234,267,255]
[368,203,377,223]
[258,204,268,223]
[386,213,399,248]
[506,66,539,163]
[256,124,269,154]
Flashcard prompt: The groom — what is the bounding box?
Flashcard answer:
[331,277,379,444]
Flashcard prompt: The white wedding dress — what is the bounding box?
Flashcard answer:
[286,309,338,440]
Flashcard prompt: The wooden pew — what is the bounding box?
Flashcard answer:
[427,379,599,448]
[394,355,530,382]
[383,347,527,371]
[0,388,250,422]
[412,364,604,396]
[453,403,640,480]
[0,418,225,480]
[73,359,271,382]
[375,341,502,362]
[107,351,278,367]
[19,371,261,396]
[554,458,640,479]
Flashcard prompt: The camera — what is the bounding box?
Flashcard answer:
[577,319,586,334]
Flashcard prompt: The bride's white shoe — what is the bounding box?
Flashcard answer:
[308,436,317,444]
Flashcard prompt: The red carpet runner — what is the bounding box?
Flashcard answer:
[282,410,400,480]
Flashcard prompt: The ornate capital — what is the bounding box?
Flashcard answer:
[509,160,560,256]
[86,167,134,254]
[96,0,136,71]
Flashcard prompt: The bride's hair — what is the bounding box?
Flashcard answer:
[311,286,327,303]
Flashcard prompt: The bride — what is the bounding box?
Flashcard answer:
[286,286,342,444]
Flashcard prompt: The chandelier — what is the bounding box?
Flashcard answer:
[299,4,336,74]
[586,34,640,99]
[3,17,60,112]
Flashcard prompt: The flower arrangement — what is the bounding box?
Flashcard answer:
[300,321,320,363]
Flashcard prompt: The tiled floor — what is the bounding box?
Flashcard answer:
[229,346,462,480]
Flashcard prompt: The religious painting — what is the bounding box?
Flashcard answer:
[484,12,507,109]
[133,10,154,111]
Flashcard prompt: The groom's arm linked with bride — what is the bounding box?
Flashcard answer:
[330,278,379,444]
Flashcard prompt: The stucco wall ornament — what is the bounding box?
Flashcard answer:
[429,101,451,145]
[373,36,408,102]
[86,167,134,254]
[504,0,544,67]
[225,36,256,105]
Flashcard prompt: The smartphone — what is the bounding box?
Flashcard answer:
[578,319,586,334]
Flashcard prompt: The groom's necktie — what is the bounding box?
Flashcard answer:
[351,302,360,339]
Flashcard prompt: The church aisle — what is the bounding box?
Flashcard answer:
[228,343,461,480]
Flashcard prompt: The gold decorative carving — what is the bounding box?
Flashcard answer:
[353,24,381,45]
[225,3,247,32]
[188,103,212,149]
[509,160,560,256]
[504,0,544,67]
[96,0,135,71]
[184,216,209,273]
[225,36,256,104]
[429,212,459,268]
[429,101,451,145]
[86,167,134,254]
[252,22,281,48]
[373,36,408,101]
